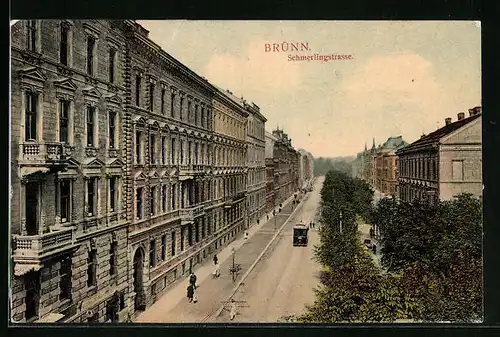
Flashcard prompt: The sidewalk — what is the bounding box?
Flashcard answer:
[135,194,298,323]
[357,221,382,269]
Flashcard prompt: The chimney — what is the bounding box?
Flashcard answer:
[457,112,465,120]
[473,106,482,115]
[468,108,474,117]
[445,117,452,125]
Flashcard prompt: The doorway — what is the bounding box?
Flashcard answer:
[25,182,38,235]
[133,248,145,311]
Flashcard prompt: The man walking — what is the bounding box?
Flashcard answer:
[213,254,218,266]
[187,283,194,303]
[229,299,237,320]
[189,272,197,289]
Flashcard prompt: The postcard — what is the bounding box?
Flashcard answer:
[9,20,482,324]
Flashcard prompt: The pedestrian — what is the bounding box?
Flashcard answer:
[193,291,198,303]
[215,263,220,278]
[369,227,373,239]
[187,283,194,303]
[244,231,249,240]
[267,215,269,221]
[309,222,312,229]
[189,272,197,289]
[229,299,237,320]
[372,244,377,255]
[213,254,218,266]
[257,219,260,225]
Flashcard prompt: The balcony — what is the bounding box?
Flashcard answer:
[180,205,205,225]
[12,227,74,276]
[178,164,205,177]
[19,141,68,174]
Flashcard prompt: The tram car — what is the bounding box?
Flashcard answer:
[293,223,309,246]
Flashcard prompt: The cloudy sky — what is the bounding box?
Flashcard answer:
[138,20,481,158]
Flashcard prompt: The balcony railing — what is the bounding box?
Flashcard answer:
[20,141,66,163]
[13,227,74,272]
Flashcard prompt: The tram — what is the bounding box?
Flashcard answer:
[293,223,309,247]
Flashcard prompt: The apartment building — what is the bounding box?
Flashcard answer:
[396,107,482,203]
[10,20,130,323]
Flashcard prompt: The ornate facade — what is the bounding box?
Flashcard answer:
[397,108,482,203]
[271,128,299,205]
[10,20,130,323]
[265,131,277,211]
[373,136,408,195]
[244,102,267,226]
[297,149,314,190]
[123,20,224,315]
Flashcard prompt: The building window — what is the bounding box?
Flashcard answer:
[150,238,156,268]
[180,141,184,164]
[171,93,175,117]
[161,88,166,114]
[109,111,116,149]
[59,255,72,300]
[60,23,69,65]
[180,228,184,251]
[195,223,199,243]
[86,106,95,147]
[109,48,116,83]
[188,225,193,246]
[171,231,176,256]
[452,160,464,181]
[150,186,156,216]
[25,91,38,141]
[188,142,192,164]
[161,235,166,261]
[135,131,143,164]
[59,180,71,223]
[161,137,166,165]
[27,20,38,52]
[171,184,176,210]
[187,101,191,122]
[135,75,141,106]
[149,82,155,111]
[136,187,143,220]
[109,241,118,276]
[162,185,167,213]
[86,178,97,217]
[87,248,97,287]
[86,36,95,76]
[171,138,176,164]
[150,134,156,164]
[201,108,205,128]
[195,104,199,125]
[24,271,40,321]
[180,97,184,120]
[59,100,70,144]
[109,176,117,212]
[194,143,198,164]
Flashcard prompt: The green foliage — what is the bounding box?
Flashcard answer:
[301,170,413,323]
[371,193,483,322]
[314,157,353,177]
[303,171,482,323]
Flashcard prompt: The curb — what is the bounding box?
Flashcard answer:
[207,196,306,321]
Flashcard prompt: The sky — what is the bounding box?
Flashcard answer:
[138,20,481,158]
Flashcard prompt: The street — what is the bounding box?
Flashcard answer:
[135,177,323,323]
[216,176,324,322]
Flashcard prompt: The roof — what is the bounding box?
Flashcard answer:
[399,112,481,152]
[381,136,408,150]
